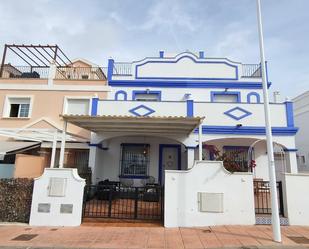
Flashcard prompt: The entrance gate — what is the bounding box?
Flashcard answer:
[254,180,284,215]
[83,183,164,221]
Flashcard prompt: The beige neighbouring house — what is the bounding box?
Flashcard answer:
[0,44,109,180]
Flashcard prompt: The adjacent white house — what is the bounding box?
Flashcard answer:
[51,51,305,227]
[293,91,309,172]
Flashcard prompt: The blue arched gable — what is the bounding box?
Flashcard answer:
[247,92,261,103]
[115,90,128,101]
[134,53,239,80]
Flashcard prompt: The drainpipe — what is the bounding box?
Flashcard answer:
[50,130,57,168]
[198,122,203,161]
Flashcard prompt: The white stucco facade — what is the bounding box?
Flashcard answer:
[59,51,305,227]
[293,91,309,172]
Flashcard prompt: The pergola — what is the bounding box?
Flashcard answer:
[60,115,205,167]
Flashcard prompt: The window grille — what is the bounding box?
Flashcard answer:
[120,144,150,177]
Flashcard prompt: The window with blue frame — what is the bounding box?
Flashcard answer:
[120,144,150,177]
[211,91,240,103]
[132,91,161,101]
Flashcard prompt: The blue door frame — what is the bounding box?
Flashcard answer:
[158,144,181,185]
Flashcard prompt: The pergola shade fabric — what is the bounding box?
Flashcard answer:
[0,141,40,160]
[61,115,204,135]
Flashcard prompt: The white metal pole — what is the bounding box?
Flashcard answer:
[59,121,67,168]
[198,123,202,160]
[256,0,281,242]
[50,131,57,168]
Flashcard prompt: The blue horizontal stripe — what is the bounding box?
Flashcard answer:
[109,80,271,89]
[194,126,298,136]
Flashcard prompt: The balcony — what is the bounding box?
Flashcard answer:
[112,62,262,78]
[0,65,107,81]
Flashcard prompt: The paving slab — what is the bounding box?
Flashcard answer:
[0,224,309,249]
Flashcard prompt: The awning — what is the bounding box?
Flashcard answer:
[0,141,41,160]
[61,115,204,135]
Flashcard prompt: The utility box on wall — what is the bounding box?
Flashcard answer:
[198,192,224,213]
[29,168,85,227]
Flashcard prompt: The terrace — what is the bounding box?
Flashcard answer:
[0,44,107,81]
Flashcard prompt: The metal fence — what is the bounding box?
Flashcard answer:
[0,65,49,79]
[242,64,262,78]
[55,67,107,80]
[113,62,132,75]
[83,183,163,221]
[254,180,284,215]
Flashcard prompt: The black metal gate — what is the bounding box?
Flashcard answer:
[83,183,164,221]
[254,180,284,215]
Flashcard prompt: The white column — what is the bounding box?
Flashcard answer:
[198,123,202,161]
[48,61,56,86]
[50,131,57,168]
[59,121,67,168]
[187,148,195,169]
[287,151,298,174]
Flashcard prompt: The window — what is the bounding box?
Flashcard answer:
[81,75,89,79]
[223,146,249,172]
[3,97,32,118]
[120,144,150,177]
[133,91,161,101]
[64,98,90,115]
[211,92,240,103]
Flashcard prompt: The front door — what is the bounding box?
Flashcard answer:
[159,145,181,185]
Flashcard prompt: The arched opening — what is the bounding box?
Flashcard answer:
[93,134,187,186]
[114,90,128,101]
[247,92,261,103]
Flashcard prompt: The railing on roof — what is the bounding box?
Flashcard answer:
[113,62,132,75]
[0,65,49,79]
[242,64,262,78]
[55,67,107,80]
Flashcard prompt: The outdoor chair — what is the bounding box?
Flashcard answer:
[96,179,119,200]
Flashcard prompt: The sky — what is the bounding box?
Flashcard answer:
[0,0,308,99]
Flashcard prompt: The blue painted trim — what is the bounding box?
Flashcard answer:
[135,55,239,80]
[121,143,149,146]
[199,51,204,58]
[210,91,241,102]
[158,144,181,185]
[224,106,252,120]
[285,101,295,127]
[107,59,114,82]
[159,51,164,58]
[186,100,194,117]
[91,98,99,116]
[247,92,261,103]
[185,146,197,149]
[195,125,298,136]
[129,104,155,117]
[115,90,128,101]
[283,148,298,152]
[119,175,149,179]
[88,143,108,150]
[109,80,272,89]
[132,90,162,101]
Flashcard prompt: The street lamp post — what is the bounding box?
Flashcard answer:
[256,0,282,242]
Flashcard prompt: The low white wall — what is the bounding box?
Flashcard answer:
[29,168,85,227]
[283,173,309,225]
[164,160,255,227]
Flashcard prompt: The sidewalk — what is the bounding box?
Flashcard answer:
[0,223,309,249]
